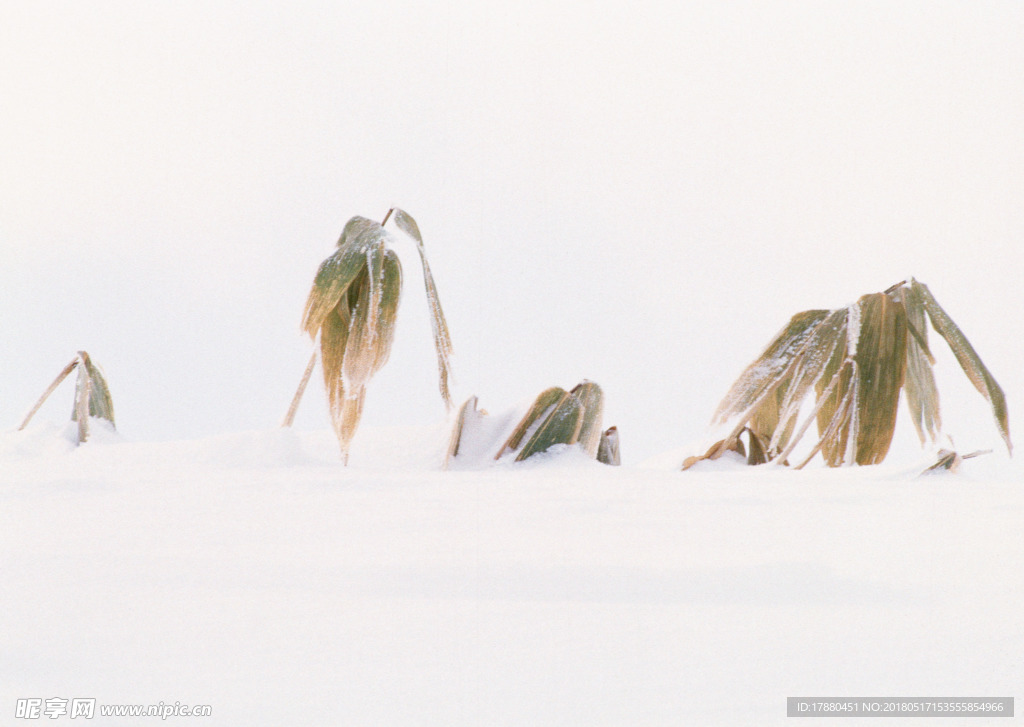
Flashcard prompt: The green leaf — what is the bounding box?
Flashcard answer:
[912,278,1012,454]
[301,219,385,338]
[515,390,583,461]
[496,387,567,458]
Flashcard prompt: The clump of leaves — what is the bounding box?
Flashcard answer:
[446,380,618,466]
[686,278,1011,470]
[283,209,453,462]
[495,382,605,462]
[19,351,115,444]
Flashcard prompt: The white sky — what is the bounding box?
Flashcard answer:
[1,1,1021,462]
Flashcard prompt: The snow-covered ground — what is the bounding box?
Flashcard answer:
[2,422,1020,726]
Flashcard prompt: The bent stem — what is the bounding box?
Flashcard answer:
[281,352,317,427]
[18,357,80,431]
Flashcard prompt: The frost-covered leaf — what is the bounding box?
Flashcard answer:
[713,309,831,426]
[342,242,391,392]
[796,363,857,469]
[337,216,380,248]
[767,307,848,454]
[898,282,941,444]
[814,317,854,467]
[372,248,403,372]
[301,220,386,338]
[849,292,907,465]
[391,208,423,245]
[392,208,454,408]
[913,278,1011,454]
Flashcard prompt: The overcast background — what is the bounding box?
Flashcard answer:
[2,1,1021,464]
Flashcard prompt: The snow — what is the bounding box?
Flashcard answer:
[2,421,1020,725]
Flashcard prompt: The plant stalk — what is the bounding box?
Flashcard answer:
[281,352,317,427]
[18,358,79,431]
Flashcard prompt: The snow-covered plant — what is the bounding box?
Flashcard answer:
[685,278,1011,470]
[19,351,115,444]
[284,209,453,462]
[446,381,614,467]
[495,382,605,462]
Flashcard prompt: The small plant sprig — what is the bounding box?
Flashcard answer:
[447,381,619,466]
[19,351,115,444]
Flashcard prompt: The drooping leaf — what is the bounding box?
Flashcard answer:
[897,282,942,445]
[796,364,856,469]
[713,309,832,427]
[597,426,621,466]
[342,243,388,392]
[392,208,454,408]
[320,299,352,431]
[814,314,854,467]
[766,307,848,455]
[372,248,403,371]
[850,292,908,465]
[496,386,567,459]
[912,278,1012,454]
[300,220,386,338]
[774,358,856,466]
